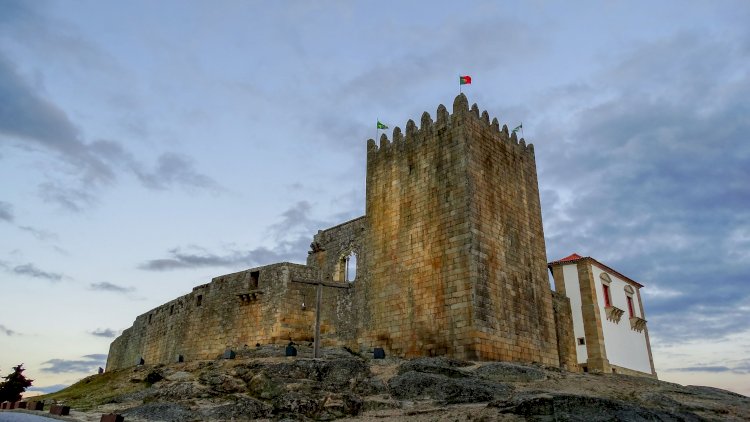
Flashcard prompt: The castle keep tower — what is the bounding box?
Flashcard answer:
[107,94,568,370]
[361,94,558,365]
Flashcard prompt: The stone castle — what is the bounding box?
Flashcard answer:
[107,94,655,378]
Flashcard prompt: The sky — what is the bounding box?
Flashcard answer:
[1,0,748,397]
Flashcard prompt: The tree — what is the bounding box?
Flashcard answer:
[0,364,33,402]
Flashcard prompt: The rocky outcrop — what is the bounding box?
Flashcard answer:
[489,393,704,421]
[36,346,750,421]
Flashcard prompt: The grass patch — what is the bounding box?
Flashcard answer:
[35,367,151,411]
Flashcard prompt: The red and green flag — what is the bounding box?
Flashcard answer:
[459,75,472,85]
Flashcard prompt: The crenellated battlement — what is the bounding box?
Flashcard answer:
[108,92,561,371]
[366,94,533,159]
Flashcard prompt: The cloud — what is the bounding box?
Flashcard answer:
[27,384,68,394]
[89,282,135,294]
[12,263,63,281]
[672,366,732,373]
[88,140,222,193]
[0,324,16,336]
[90,328,117,338]
[139,201,333,271]
[0,54,86,156]
[538,30,750,345]
[669,359,750,375]
[0,52,221,212]
[40,354,107,374]
[18,225,58,241]
[136,153,221,192]
[0,201,14,222]
[0,200,58,239]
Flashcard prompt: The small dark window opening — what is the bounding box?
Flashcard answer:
[577,337,586,346]
[170,305,174,315]
[250,271,259,290]
[582,366,589,373]
[196,295,203,307]
[627,296,635,318]
[148,314,153,324]
[602,284,611,307]
[408,164,414,175]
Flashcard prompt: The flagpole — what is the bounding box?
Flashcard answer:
[521,122,524,139]
[376,117,379,141]
[459,75,462,94]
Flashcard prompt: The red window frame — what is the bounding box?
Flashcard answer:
[627,296,635,318]
[602,284,611,307]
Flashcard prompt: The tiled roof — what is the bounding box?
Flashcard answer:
[547,253,644,288]
[549,253,583,264]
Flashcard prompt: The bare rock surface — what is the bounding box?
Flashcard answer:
[121,402,198,421]
[31,345,750,421]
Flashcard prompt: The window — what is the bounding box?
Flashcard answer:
[148,314,153,324]
[627,296,635,318]
[250,271,259,290]
[599,272,613,307]
[335,250,358,282]
[577,337,586,345]
[624,284,636,318]
[170,305,174,315]
[345,252,357,282]
[196,295,203,307]
[602,283,611,307]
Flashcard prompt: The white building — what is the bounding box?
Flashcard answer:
[549,253,657,377]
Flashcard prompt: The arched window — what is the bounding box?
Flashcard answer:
[624,285,636,318]
[334,250,358,283]
[345,252,357,282]
[599,273,613,307]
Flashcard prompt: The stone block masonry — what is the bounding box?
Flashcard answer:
[361,95,558,365]
[108,94,569,371]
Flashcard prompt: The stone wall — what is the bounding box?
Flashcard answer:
[460,97,558,366]
[360,94,558,365]
[108,94,565,370]
[107,263,326,370]
[551,291,578,371]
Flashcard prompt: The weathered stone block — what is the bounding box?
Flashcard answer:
[49,404,70,415]
[100,413,124,422]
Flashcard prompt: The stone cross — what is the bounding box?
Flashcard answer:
[291,278,349,358]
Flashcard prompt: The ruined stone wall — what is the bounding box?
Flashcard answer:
[108,94,566,370]
[107,263,322,370]
[307,216,366,345]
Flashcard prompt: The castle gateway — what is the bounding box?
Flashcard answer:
[107,94,656,378]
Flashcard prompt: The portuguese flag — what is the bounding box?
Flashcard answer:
[459,75,472,85]
[377,120,388,129]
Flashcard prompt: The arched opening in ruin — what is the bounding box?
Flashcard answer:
[345,252,357,282]
[334,250,358,283]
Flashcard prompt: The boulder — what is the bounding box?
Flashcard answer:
[122,402,199,422]
[198,370,245,393]
[248,372,283,400]
[489,393,703,421]
[272,391,322,418]
[398,356,472,378]
[388,370,509,404]
[145,381,214,402]
[473,362,547,382]
[201,395,272,420]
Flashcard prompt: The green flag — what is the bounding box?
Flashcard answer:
[512,124,522,133]
[377,121,388,129]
